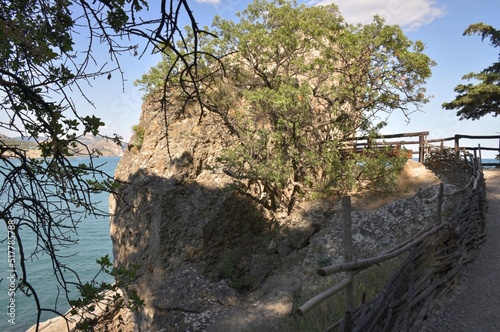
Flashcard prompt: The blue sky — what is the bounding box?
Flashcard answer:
[76,0,499,156]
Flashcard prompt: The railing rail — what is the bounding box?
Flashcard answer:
[348,132,500,166]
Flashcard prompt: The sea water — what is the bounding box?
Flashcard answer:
[0,156,120,331]
[481,158,500,168]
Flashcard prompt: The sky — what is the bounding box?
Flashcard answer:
[70,0,500,157]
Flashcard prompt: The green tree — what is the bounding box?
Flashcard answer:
[137,0,434,214]
[442,23,500,120]
[0,0,208,329]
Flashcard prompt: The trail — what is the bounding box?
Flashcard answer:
[422,169,500,332]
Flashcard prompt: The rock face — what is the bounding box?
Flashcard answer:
[109,97,452,331]
[0,134,125,158]
[110,98,263,329]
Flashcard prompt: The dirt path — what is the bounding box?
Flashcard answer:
[422,169,500,332]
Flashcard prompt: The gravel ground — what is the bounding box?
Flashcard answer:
[421,169,500,332]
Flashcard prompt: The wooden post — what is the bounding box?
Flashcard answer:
[478,144,483,168]
[342,196,354,315]
[424,134,428,161]
[455,135,460,159]
[418,133,425,163]
[343,310,352,332]
[436,183,444,225]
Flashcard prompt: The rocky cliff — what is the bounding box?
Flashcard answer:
[109,96,454,331]
[109,97,253,329]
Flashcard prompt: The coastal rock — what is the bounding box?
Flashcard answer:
[109,96,451,330]
[109,97,262,330]
[26,289,134,332]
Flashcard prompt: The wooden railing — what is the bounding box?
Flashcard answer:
[347,131,429,163]
[297,151,487,331]
[349,132,500,166]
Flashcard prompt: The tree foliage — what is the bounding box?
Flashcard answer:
[0,0,208,329]
[442,23,500,120]
[137,0,434,214]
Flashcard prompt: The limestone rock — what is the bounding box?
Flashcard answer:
[109,95,452,331]
[109,97,278,330]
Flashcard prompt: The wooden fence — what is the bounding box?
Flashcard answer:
[297,150,487,331]
[349,132,500,166]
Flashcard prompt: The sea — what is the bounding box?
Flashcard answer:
[481,158,500,168]
[0,156,120,332]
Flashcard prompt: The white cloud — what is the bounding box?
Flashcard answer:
[309,0,447,30]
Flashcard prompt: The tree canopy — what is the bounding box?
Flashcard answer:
[0,0,207,329]
[442,23,500,120]
[137,0,435,214]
